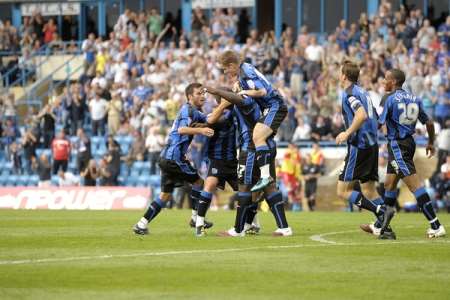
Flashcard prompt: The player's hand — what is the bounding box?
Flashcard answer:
[426,143,435,158]
[201,127,214,137]
[203,86,215,94]
[335,131,349,145]
[232,81,241,93]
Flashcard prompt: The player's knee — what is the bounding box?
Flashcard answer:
[193,178,204,188]
[159,192,171,201]
[336,187,349,200]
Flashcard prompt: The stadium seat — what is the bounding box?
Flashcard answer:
[17,175,28,186]
[148,175,160,187]
[0,175,6,186]
[6,175,18,186]
[137,175,150,187]
[126,175,138,186]
[51,175,59,186]
[28,175,39,186]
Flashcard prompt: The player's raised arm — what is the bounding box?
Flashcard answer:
[204,86,244,105]
[207,100,231,124]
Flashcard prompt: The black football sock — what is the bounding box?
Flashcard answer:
[190,186,201,221]
[234,192,252,233]
[348,191,381,215]
[371,197,385,228]
[196,191,212,227]
[245,202,258,225]
[414,187,441,230]
[266,191,289,228]
[143,198,165,222]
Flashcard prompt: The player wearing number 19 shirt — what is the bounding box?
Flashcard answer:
[378,69,445,239]
[335,61,390,238]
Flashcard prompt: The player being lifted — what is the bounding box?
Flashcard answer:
[194,95,239,237]
[204,85,292,237]
[378,69,446,239]
[335,61,392,238]
[133,83,214,235]
[219,51,288,192]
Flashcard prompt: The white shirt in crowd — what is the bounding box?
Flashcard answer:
[305,44,324,62]
[58,172,80,187]
[292,123,311,141]
[145,133,165,153]
[89,97,108,121]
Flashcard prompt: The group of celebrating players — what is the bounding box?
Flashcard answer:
[132,50,446,239]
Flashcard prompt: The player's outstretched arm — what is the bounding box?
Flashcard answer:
[178,126,214,137]
[238,88,267,98]
[336,107,368,144]
[204,86,244,105]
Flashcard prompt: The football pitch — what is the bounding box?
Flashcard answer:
[0,210,449,300]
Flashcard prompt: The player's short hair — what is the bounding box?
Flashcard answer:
[341,60,360,83]
[389,68,406,87]
[185,82,203,99]
[219,50,240,67]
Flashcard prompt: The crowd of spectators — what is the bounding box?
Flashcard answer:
[0,1,448,202]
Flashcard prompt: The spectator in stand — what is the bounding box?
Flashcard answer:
[148,7,162,36]
[122,130,145,167]
[37,104,56,148]
[302,154,321,211]
[2,119,19,152]
[3,93,17,124]
[292,118,311,141]
[67,84,86,135]
[89,92,108,136]
[80,159,98,186]
[191,7,208,39]
[43,18,57,44]
[145,126,165,175]
[107,91,122,136]
[22,125,38,174]
[8,142,22,175]
[311,116,332,141]
[57,170,80,186]
[105,136,120,185]
[51,130,71,174]
[82,33,96,76]
[74,128,91,173]
[98,157,112,186]
[32,154,52,187]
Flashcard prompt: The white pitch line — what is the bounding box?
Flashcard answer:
[309,230,358,244]
[0,239,449,266]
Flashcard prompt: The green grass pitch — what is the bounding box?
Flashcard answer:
[0,209,449,300]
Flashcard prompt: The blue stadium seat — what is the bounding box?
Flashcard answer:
[1,168,11,177]
[118,176,125,186]
[130,169,140,178]
[7,175,18,186]
[28,175,39,186]
[51,175,59,186]
[70,136,79,145]
[126,175,138,187]
[148,175,160,187]
[0,175,6,186]
[137,175,150,187]
[17,175,28,186]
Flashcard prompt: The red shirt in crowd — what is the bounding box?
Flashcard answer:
[52,138,71,161]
